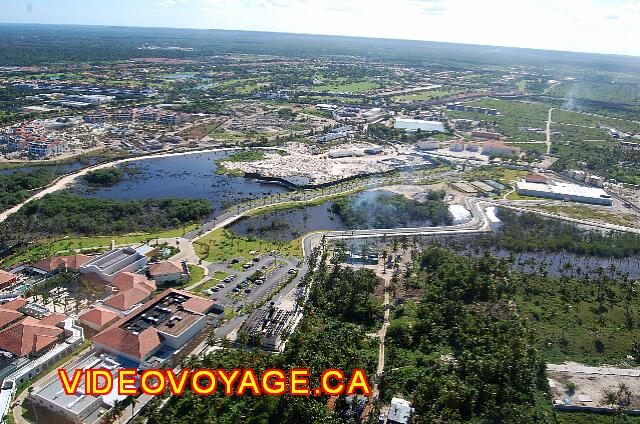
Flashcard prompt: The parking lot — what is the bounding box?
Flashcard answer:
[202,253,300,310]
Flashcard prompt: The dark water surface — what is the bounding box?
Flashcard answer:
[72,150,288,215]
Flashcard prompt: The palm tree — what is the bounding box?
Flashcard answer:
[381,250,388,274]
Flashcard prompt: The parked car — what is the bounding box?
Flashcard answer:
[288,268,297,274]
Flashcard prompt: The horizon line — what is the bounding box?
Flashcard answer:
[1,21,639,60]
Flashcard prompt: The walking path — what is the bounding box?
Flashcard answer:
[546,107,554,155]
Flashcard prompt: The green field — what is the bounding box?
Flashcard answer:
[392,89,460,103]
[193,228,302,262]
[1,224,198,268]
[313,78,379,93]
[553,108,640,135]
[446,98,551,142]
[550,80,640,104]
[530,204,639,228]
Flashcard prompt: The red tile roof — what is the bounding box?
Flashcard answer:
[39,313,67,326]
[0,309,23,329]
[525,174,548,183]
[0,298,28,311]
[79,306,119,327]
[148,262,183,276]
[0,270,16,287]
[0,317,63,356]
[92,326,161,360]
[103,287,151,311]
[34,255,92,272]
[111,272,156,293]
[91,289,216,360]
[182,297,215,314]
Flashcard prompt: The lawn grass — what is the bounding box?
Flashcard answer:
[462,166,528,185]
[186,264,206,285]
[193,228,303,262]
[1,224,199,268]
[505,191,544,201]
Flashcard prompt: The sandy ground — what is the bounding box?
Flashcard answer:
[548,363,640,409]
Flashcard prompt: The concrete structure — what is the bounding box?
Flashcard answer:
[328,149,356,159]
[586,175,605,187]
[394,118,445,133]
[515,180,613,205]
[446,103,500,115]
[416,140,441,151]
[79,246,148,283]
[29,353,128,423]
[92,289,215,365]
[388,397,414,424]
[28,140,67,158]
[0,299,67,359]
[316,132,346,143]
[240,303,298,352]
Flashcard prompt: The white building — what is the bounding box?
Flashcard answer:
[394,118,445,133]
[388,397,414,424]
[416,140,441,151]
[515,180,613,205]
[79,247,148,283]
[29,353,127,423]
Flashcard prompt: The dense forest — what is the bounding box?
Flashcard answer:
[1,24,638,72]
[482,209,640,257]
[0,169,57,212]
[81,167,124,187]
[331,191,452,229]
[0,192,212,238]
[383,246,555,423]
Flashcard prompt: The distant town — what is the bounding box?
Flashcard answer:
[0,24,639,424]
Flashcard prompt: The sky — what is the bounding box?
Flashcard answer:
[1,0,639,56]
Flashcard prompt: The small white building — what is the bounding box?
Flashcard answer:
[395,118,445,133]
[388,397,414,424]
